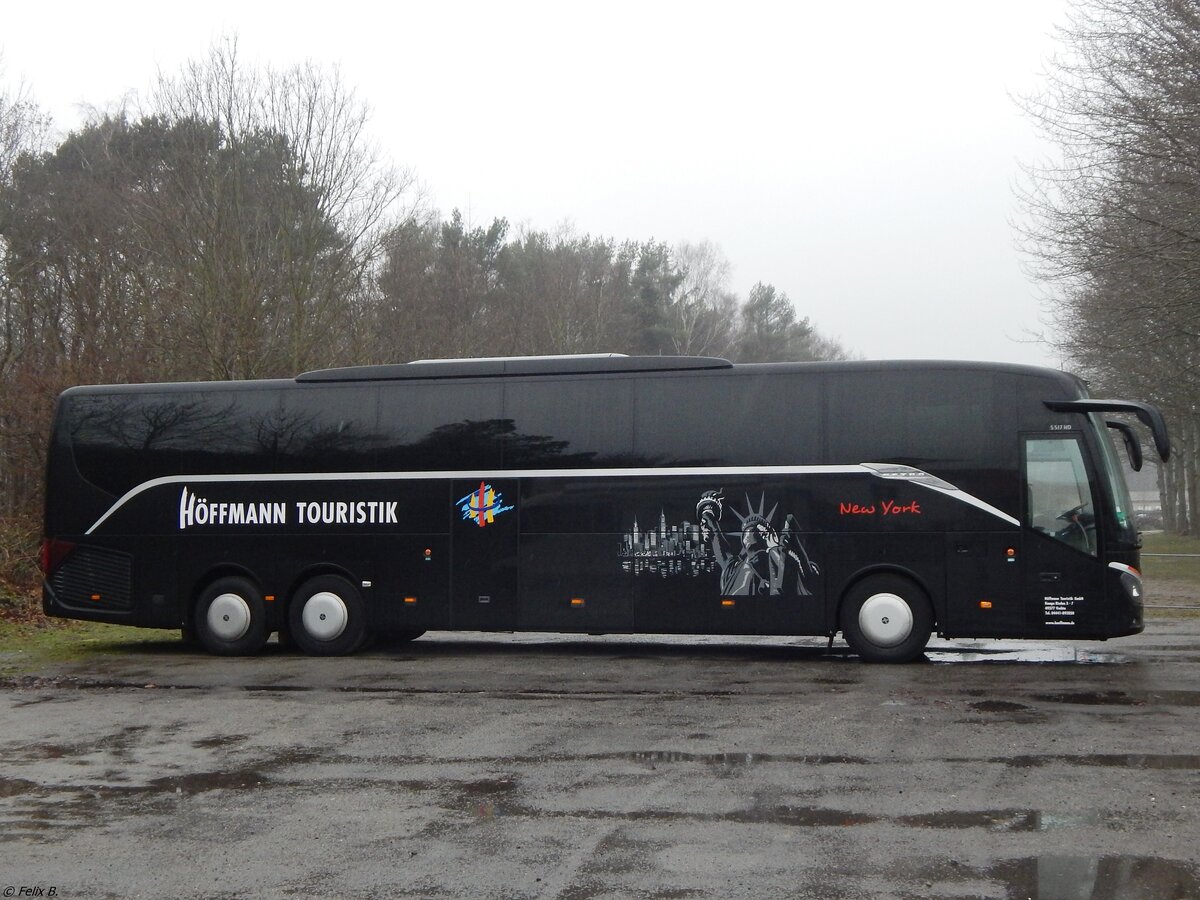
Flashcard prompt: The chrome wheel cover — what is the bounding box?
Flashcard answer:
[207,592,252,642]
[301,591,348,641]
[858,592,914,647]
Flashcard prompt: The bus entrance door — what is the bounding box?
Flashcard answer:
[450,479,520,630]
[1022,529,1106,635]
[1022,434,1106,634]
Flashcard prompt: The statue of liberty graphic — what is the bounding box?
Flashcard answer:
[695,490,819,596]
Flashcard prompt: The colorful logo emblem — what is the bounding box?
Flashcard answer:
[457,482,514,528]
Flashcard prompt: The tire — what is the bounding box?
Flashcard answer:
[840,574,933,663]
[194,576,269,656]
[288,574,369,656]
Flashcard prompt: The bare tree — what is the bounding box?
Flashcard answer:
[490,224,627,356]
[0,61,48,184]
[0,43,420,543]
[148,39,418,377]
[0,64,52,563]
[668,240,739,357]
[0,62,50,375]
[1019,0,1200,530]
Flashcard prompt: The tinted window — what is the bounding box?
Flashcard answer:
[68,388,284,494]
[378,382,505,471]
[277,385,380,472]
[503,378,634,468]
[174,390,284,476]
[633,373,821,466]
[69,393,184,495]
[826,372,995,469]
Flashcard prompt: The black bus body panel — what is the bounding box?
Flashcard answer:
[45,465,1017,637]
[42,359,1151,644]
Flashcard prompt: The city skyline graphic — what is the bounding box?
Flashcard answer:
[619,509,716,577]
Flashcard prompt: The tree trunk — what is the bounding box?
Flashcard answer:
[1157,459,1172,532]
[1187,418,1200,537]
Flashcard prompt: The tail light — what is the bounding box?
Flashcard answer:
[40,538,75,577]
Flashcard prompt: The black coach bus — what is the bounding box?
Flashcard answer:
[41,354,1170,662]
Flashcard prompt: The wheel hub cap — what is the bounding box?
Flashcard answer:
[302,591,348,641]
[858,592,914,647]
[208,592,251,642]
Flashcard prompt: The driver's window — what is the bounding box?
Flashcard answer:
[1025,437,1096,556]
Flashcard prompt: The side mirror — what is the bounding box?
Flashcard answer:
[1106,420,1143,472]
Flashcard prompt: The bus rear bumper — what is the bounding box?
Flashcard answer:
[42,578,137,625]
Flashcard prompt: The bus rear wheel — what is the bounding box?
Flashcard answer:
[840,574,932,663]
[195,576,269,656]
[288,575,368,656]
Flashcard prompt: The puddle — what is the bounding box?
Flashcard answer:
[732,806,877,827]
[0,777,39,798]
[1,746,324,812]
[319,748,1192,771]
[466,802,1112,832]
[995,753,1200,771]
[898,809,1107,832]
[621,751,868,767]
[1032,689,1200,707]
[990,855,1199,899]
[456,778,518,798]
[240,750,873,769]
[192,734,250,749]
[21,743,79,760]
[1033,690,1143,706]
[147,769,268,794]
[970,700,1032,713]
[928,648,1131,664]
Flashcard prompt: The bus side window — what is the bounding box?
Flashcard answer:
[378,383,504,472]
[1025,437,1096,556]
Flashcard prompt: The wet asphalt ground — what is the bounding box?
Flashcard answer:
[2,619,1199,899]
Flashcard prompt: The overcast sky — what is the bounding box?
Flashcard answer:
[4,0,1072,367]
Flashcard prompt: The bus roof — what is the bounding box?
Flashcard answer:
[296,355,734,382]
[57,356,1087,396]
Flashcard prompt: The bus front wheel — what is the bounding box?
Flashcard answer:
[288,575,369,656]
[195,576,270,656]
[840,574,932,663]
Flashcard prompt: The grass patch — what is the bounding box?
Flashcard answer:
[1146,607,1200,618]
[1140,531,1200,555]
[0,616,179,674]
[1140,532,1200,591]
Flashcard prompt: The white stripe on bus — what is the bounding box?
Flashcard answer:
[84,463,1020,534]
